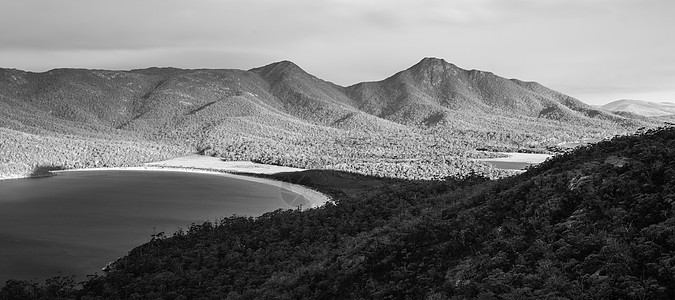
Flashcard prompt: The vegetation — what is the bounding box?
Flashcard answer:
[2,59,673,297]
[4,126,675,299]
[0,127,187,179]
[0,59,658,181]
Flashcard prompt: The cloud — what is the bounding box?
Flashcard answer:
[0,0,331,51]
[0,0,505,51]
[0,0,673,104]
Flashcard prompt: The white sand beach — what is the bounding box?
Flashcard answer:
[480,152,553,164]
[146,154,306,174]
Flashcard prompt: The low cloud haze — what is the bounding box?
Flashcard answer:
[1,0,673,104]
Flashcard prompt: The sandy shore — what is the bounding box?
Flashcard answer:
[474,152,553,172]
[146,155,307,174]
[4,155,331,209]
[479,152,553,164]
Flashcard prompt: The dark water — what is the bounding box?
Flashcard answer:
[0,170,305,283]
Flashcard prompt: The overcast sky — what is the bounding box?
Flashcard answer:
[1,0,673,105]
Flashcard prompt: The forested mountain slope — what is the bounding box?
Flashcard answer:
[341,57,650,152]
[248,60,407,131]
[345,57,635,126]
[0,58,664,180]
[6,127,673,299]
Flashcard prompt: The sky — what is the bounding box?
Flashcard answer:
[0,0,673,105]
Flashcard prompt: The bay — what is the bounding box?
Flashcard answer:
[0,170,304,283]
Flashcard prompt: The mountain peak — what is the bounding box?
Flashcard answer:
[252,60,303,72]
[409,57,460,72]
[272,60,300,68]
[418,57,451,66]
[420,57,448,64]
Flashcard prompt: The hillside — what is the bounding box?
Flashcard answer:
[6,127,674,299]
[602,99,675,117]
[345,58,646,151]
[346,58,634,125]
[0,58,665,180]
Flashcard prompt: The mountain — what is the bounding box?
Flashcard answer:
[0,58,664,179]
[601,99,675,117]
[10,126,674,299]
[346,57,633,126]
[248,60,405,131]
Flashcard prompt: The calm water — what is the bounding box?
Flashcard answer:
[0,170,305,283]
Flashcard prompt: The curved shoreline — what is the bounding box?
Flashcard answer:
[56,167,330,209]
[474,152,553,170]
[1,156,332,209]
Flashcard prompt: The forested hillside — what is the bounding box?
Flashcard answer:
[0,127,186,178]
[0,58,663,180]
[4,126,674,299]
[346,58,634,125]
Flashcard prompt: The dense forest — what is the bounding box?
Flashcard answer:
[0,127,187,178]
[4,126,674,299]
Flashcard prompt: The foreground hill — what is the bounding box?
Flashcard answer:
[0,58,664,180]
[601,99,675,117]
[5,127,673,299]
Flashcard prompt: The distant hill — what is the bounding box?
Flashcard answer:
[601,99,675,117]
[0,58,665,179]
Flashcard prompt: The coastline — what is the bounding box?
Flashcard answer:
[0,173,56,181]
[490,152,552,163]
[474,151,553,172]
[475,152,553,164]
[1,155,332,209]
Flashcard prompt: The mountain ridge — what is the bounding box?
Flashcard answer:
[0,58,658,128]
[344,57,636,128]
[0,58,665,180]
